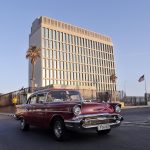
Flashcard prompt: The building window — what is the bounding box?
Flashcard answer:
[54,30,56,40]
[54,60,57,69]
[49,59,52,69]
[53,50,56,59]
[45,28,49,39]
[43,69,46,78]
[57,70,60,79]
[50,70,53,78]
[46,60,49,68]
[49,41,53,49]
[71,35,73,44]
[54,70,57,79]
[50,30,53,40]
[42,49,45,57]
[54,41,57,50]
[61,70,64,79]
[63,33,66,42]
[46,69,49,78]
[57,31,60,41]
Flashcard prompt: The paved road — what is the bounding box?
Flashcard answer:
[0,108,150,150]
[121,107,150,122]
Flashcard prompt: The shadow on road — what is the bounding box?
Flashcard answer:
[20,125,113,143]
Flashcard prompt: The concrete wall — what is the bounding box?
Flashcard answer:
[122,96,147,106]
[29,27,42,88]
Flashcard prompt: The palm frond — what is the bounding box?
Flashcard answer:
[26,46,41,64]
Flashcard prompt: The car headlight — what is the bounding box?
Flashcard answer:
[73,105,81,116]
[115,105,121,113]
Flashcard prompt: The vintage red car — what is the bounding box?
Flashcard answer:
[16,89,123,141]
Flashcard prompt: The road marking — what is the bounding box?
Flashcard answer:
[122,121,150,128]
[0,113,14,117]
[122,124,150,129]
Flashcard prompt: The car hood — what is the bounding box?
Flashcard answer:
[81,102,114,114]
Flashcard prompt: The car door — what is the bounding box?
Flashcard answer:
[31,93,47,127]
[26,94,37,125]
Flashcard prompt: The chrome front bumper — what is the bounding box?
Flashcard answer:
[64,113,123,130]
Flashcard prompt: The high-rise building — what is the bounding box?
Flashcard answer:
[29,16,116,94]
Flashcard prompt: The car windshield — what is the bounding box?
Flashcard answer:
[47,90,82,102]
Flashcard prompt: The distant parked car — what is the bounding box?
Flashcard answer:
[15,88,123,141]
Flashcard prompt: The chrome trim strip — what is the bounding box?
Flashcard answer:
[65,120,81,123]
[65,120,121,129]
[45,110,72,113]
[64,113,122,124]
[75,113,121,119]
[82,120,121,128]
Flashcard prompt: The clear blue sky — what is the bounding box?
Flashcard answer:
[0,0,150,96]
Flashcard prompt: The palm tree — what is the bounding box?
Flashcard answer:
[26,46,40,92]
[110,74,117,102]
[110,74,117,83]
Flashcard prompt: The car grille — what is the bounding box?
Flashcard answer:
[82,115,118,126]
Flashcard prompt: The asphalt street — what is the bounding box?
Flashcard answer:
[0,107,150,150]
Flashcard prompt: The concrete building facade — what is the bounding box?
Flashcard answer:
[29,16,116,95]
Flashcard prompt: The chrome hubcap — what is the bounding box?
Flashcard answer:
[54,121,62,138]
[21,120,25,129]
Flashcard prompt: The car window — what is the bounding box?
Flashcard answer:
[37,93,46,103]
[46,92,54,102]
[46,90,81,102]
[29,95,37,104]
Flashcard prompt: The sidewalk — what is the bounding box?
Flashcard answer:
[0,112,14,116]
[0,106,15,116]
[122,105,150,109]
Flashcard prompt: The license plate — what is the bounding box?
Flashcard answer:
[97,124,110,131]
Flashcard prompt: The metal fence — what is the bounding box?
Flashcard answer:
[122,96,147,106]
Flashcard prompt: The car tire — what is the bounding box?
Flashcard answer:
[53,118,67,141]
[20,118,29,131]
[97,129,111,135]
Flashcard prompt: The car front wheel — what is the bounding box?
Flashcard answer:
[20,118,29,131]
[53,119,67,141]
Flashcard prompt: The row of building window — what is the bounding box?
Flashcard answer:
[42,69,115,84]
[42,59,115,76]
[42,49,115,68]
[42,78,116,92]
[42,41,114,61]
[42,28,113,53]
[42,52,115,70]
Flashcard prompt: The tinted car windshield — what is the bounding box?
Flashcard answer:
[47,90,82,102]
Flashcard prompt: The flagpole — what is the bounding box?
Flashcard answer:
[144,74,147,94]
[124,80,127,96]
[144,74,148,105]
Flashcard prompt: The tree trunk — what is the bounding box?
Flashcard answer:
[31,63,35,93]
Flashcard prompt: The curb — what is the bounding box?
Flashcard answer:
[123,121,150,126]
[122,105,150,109]
[0,113,14,117]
